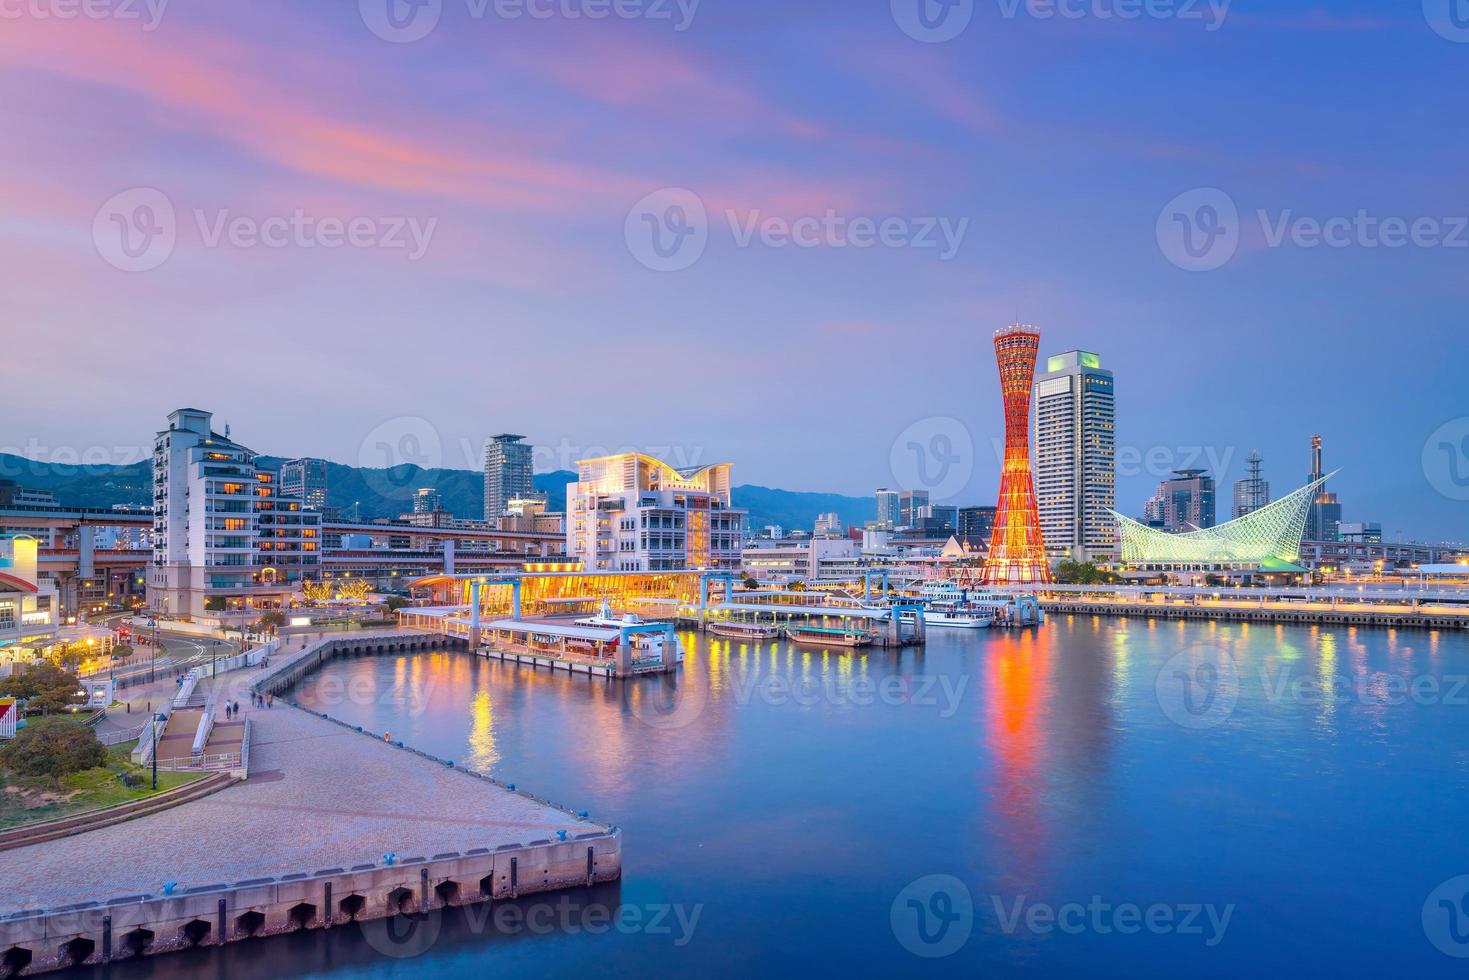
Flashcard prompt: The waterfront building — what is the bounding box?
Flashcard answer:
[1305,435,1343,541]
[958,505,997,549]
[898,490,929,530]
[875,489,899,529]
[484,434,534,519]
[1113,474,1332,572]
[1035,349,1116,562]
[0,535,58,660]
[742,537,860,581]
[982,325,1052,585]
[1233,450,1270,519]
[1338,521,1383,544]
[1145,469,1216,532]
[149,408,320,620]
[566,452,746,572]
[279,457,328,511]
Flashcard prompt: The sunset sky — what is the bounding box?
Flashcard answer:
[3,0,1466,538]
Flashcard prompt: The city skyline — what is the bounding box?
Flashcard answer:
[3,1,1466,539]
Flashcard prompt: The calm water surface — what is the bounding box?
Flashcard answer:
[89,618,1469,977]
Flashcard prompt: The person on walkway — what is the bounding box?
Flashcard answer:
[266,693,273,707]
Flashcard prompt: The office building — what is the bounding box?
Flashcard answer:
[484,434,534,519]
[898,490,929,529]
[412,487,441,514]
[149,408,320,620]
[1144,469,1216,532]
[0,482,59,508]
[1034,349,1116,562]
[1233,450,1270,519]
[982,325,1051,585]
[279,457,328,511]
[814,512,843,536]
[958,506,997,548]
[0,535,58,659]
[567,452,746,572]
[875,488,900,529]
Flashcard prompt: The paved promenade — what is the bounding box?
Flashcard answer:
[0,637,601,913]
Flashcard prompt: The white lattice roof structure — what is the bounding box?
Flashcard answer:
[1112,472,1336,567]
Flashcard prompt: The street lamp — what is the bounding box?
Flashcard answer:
[151,712,160,790]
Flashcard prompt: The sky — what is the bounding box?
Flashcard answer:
[1,0,1467,540]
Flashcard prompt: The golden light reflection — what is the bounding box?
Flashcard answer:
[467,689,499,770]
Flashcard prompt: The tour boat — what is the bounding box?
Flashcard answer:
[919,602,993,630]
[784,624,876,648]
[707,621,782,640]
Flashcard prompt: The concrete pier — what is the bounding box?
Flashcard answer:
[1041,600,1469,631]
[0,631,621,975]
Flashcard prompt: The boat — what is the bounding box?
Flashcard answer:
[574,600,685,663]
[707,621,781,640]
[784,624,876,648]
[920,602,993,630]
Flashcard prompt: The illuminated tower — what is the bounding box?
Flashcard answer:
[982,325,1052,585]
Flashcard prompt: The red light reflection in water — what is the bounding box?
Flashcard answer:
[983,628,1053,888]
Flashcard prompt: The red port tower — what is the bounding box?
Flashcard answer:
[981,324,1052,586]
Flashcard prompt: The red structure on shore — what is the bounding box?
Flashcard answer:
[982,325,1053,586]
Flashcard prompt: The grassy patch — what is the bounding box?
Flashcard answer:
[0,743,206,830]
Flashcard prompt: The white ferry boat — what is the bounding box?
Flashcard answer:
[707,621,781,640]
[920,602,993,630]
[575,601,685,663]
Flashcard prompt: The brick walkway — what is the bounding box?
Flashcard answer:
[0,660,602,912]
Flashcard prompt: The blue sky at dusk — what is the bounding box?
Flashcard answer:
[2,0,1466,538]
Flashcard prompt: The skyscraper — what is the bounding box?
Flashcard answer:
[412,487,442,514]
[280,457,328,511]
[958,505,997,548]
[982,325,1051,585]
[484,434,533,519]
[1146,469,1216,532]
[1035,349,1116,562]
[1233,450,1270,519]
[1305,435,1343,541]
[875,488,900,528]
[898,490,929,529]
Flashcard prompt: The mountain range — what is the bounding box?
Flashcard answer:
[0,454,875,533]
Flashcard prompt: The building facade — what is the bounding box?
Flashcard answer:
[279,458,328,511]
[1145,469,1216,532]
[484,434,534,519]
[898,490,929,530]
[1233,450,1270,519]
[149,409,320,620]
[875,489,900,529]
[814,512,843,536]
[957,505,997,548]
[0,535,58,660]
[1305,435,1343,541]
[1034,349,1116,562]
[567,453,746,572]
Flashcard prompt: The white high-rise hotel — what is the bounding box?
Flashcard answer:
[149,409,321,619]
[1034,351,1117,562]
[567,453,746,572]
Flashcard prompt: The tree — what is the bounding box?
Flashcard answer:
[0,664,85,715]
[741,577,759,591]
[337,579,372,603]
[112,644,135,662]
[205,597,226,612]
[256,611,286,634]
[302,580,334,604]
[383,596,409,611]
[0,717,106,787]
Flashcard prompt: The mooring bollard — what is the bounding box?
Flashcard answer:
[217,898,226,945]
[421,867,430,912]
[325,881,333,927]
[102,915,112,963]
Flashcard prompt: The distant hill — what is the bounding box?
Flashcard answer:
[0,454,870,531]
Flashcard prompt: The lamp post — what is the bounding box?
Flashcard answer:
[151,712,160,790]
